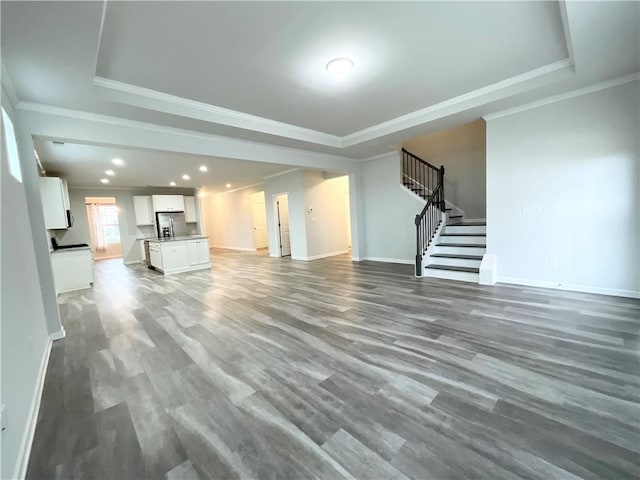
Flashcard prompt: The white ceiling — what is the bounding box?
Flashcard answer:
[33,137,293,192]
[96,1,566,135]
[1,1,639,160]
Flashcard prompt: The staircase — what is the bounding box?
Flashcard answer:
[401,148,486,283]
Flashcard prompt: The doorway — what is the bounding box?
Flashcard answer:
[250,191,268,250]
[85,197,122,260]
[275,193,291,257]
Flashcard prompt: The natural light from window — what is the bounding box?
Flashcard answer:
[1,106,23,183]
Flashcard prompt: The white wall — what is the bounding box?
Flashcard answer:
[302,172,350,259]
[264,170,308,258]
[56,187,196,264]
[358,154,425,263]
[403,119,486,218]
[1,89,52,479]
[486,81,640,297]
[202,185,263,251]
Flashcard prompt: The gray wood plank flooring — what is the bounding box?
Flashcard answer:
[26,250,640,479]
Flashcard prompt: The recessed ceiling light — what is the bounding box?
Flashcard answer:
[169,181,176,186]
[199,165,208,172]
[182,174,190,180]
[225,183,232,188]
[112,158,124,166]
[326,57,354,78]
[100,178,109,184]
[105,169,115,176]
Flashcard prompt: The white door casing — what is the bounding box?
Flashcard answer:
[276,194,291,257]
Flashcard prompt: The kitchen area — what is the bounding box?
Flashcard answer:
[41,176,211,295]
[135,194,211,274]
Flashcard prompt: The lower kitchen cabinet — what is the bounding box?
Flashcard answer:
[50,248,94,294]
[187,238,210,265]
[148,237,210,274]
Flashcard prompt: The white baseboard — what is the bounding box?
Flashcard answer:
[292,250,349,261]
[497,276,640,299]
[210,245,257,252]
[49,327,66,340]
[13,335,54,480]
[362,256,414,265]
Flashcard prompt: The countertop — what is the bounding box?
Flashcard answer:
[50,246,92,254]
[145,235,208,243]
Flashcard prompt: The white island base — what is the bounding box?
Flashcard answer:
[147,236,211,274]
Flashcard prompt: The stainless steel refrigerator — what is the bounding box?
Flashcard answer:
[156,211,188,238]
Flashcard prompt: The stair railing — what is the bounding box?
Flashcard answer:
[401,149,445,276]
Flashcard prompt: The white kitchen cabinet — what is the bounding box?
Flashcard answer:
[152,195,184,213]
[161,242,190,271]
[148,242,162,270]
[133,195,154,225]
[147,237,210,274]
[184,196,197,223]
[40,177,70,229]
[50,248,94,294]
[188,238,210,265]
[139,239,146,263]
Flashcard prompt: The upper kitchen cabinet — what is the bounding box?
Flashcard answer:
[184,196,197,223]
[152,195,184,212]
[133,195,154,225]
[40,176,71,229]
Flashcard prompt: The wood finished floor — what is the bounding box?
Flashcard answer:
[27,250,640,479]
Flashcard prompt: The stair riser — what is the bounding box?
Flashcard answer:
[445,225,486,235]
[429,257,482,268]
[438,235,486,245]
[434,245,486,256]
[423,269,479,283]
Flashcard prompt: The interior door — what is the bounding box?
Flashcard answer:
[251,192,268,249]
[277,195,291,257]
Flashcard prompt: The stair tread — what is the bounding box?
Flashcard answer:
[436,243,486,248]
[440,233,486,237]
[431,254,483,260]
[447,221,486,226]
[425,264,480,273]
[448,215,463,219]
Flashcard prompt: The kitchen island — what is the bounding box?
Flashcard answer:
[146,235,211,274]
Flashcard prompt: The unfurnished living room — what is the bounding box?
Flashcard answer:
[1,1,639,479]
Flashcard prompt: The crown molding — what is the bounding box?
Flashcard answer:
[342,58,574,147]
[93,1,109,76]
[91,58,574,150]
[1,62,19,107]
[215,181,264,196]
[357,150,398,163]
[92,76,344,148]
[262,168,300,180]
[482,72,640,121]
[558,0,575,72]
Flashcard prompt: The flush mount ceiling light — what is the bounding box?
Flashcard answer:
[225,183,232,188]
[105,169,115,176]
[100,178,109,184]
[182,174,190,180]
[199,165,208,172]
[326,57,354,78]
[112,158,124,166]
[169,181,177,186]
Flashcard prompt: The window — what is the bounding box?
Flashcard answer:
[99,205,121,244]
[1,107,22,183]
